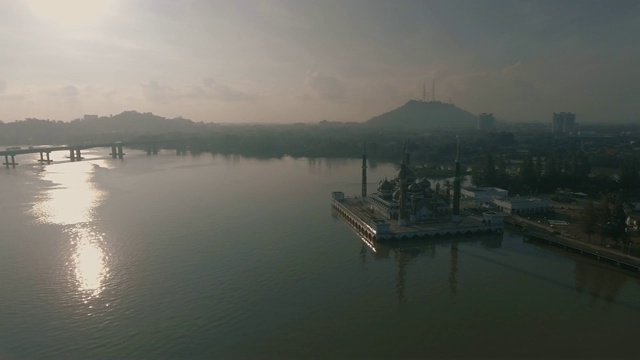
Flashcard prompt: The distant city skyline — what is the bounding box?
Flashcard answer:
[1,0,639,123]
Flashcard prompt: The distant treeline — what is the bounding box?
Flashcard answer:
[0,111,204,145]
[0,111,478,162]
[3,112,640,197]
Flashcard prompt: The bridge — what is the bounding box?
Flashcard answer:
[1,140,190,168]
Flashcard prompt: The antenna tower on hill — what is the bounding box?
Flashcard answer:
[431,79,436,102]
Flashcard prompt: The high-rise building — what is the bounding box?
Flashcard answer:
[478,113,495,130]
[552,112,576,135]
[563,113,576,134]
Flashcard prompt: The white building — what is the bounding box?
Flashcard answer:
[331,191,345,201]
[461,187,508,203]
[493,197,550,215]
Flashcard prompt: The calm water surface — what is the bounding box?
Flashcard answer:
[1,150,639,358]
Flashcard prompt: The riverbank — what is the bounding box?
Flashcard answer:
[506,214,640,272]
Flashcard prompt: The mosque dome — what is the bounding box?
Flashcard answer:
[408,183,422,192]
[417,177,431,189]
[379,179,393,192]
[395,165,416,183]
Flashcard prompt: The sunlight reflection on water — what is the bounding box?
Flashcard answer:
[70,225,109,299]
[30,159,112,300]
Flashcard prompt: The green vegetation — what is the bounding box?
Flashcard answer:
[2,111,639,200]
[471,149,638,197]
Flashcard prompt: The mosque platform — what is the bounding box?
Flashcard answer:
[332,196,503,242]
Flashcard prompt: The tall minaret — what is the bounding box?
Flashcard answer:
[452,137,461,222]
[431,79,436,102]
[361,142,367,198]
[398,144,409,226]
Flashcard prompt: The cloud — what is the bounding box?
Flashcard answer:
[305,71,347,102]
[145,78,258,103]
[446,62,540,118]
[141,80,173,104]
[83,85,118,98]
[201,78,258,102]
[46,85,80,97]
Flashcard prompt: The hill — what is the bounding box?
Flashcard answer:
[0,111,206,145]
[365,100,477,129]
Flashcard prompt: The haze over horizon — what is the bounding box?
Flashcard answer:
[1,0,639,124]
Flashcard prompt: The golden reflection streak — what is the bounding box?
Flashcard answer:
[30,160,111,299]
[71,226,108,298]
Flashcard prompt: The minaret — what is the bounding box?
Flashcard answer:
[398,145,409,226]
[452,137,461,222]
[403,143,410,166]
[361,142,367,198]
[431,79,436,102]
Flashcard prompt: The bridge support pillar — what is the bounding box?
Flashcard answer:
[3,155,8,167]
[110,146,117,158]
[117,145,124,159]
[38,151,52,164]
[75,149,82,161]
[70,149,76,162]
[146,145,159,155]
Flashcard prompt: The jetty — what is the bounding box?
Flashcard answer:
[332,196,502,242]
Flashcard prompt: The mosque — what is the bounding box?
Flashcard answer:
[331,141,503,242]
[364,144,462,225]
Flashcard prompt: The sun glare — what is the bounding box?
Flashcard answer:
[25,0,115,25]
[72,226,108,298]
[30,160,110,299]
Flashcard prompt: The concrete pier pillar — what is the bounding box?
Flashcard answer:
[46,152,51,163]
[70,149,76,162]
[111,146,117,158]
[146,145,159,155]
[75,149,82,160]
[39,152,44,162]
[3,154,8,167]
[117,145,124,159]
[10,155,16,167]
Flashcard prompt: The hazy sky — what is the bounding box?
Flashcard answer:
[1,0,639,123]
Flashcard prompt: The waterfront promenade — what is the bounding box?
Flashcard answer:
[332,196,502,242]
[506,215,640,272]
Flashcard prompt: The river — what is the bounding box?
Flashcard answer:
[0,149,638,358]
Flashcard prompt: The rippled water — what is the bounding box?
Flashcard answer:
[1,150,639,358]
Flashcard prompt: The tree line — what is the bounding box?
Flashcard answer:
[471,150,639,197]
